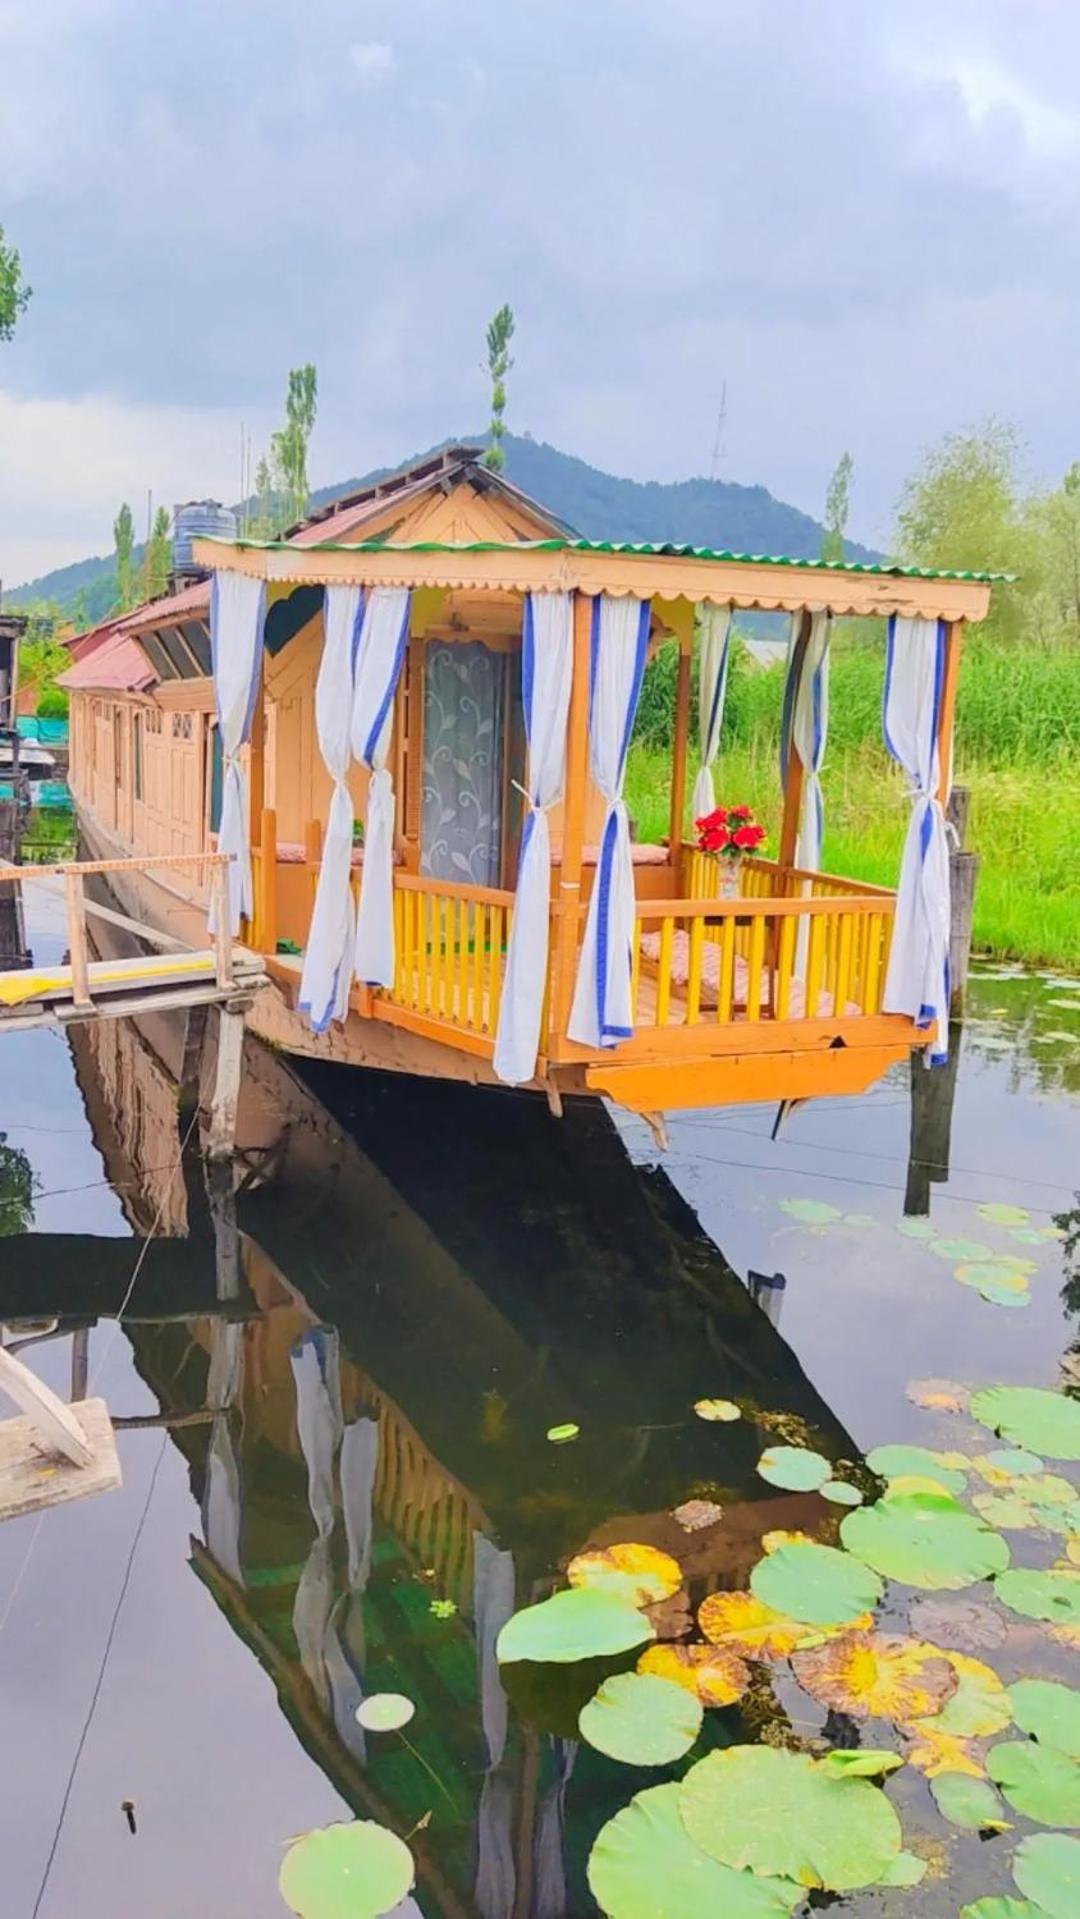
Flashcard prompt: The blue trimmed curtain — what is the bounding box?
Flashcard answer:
[209,570,266,935]
[299,585,360,1032]
[349,587,412,987]
[493,591,574,1085]
[568,594,651,1048]
[690,603,733,820]
[882,614,952,1062]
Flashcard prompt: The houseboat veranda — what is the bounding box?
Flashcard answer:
[60,447,1001,1121]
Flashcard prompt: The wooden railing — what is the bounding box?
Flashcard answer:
[632,892,895,1032]
[389,873,515,1039]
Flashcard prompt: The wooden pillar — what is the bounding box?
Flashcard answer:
[935,619,964,808]
[70,1326,90,1402]
[947,785,980,1015]
[777,610,812,880]
[244,654,266,943]
[65,871,92,1010]
[258,806,278,955]
[550,591,592,1050]
[206,1004,244,1161]
[669,635,692,859]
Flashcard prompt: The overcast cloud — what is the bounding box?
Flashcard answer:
[1,0,1077,583]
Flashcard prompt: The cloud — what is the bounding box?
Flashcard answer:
[348,40,395,87]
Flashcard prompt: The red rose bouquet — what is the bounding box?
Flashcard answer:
[695,804,767,860]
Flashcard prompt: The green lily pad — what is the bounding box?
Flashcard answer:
[750,1540,883,1626]
[931,1236,994,1261]
[1012,1833,1080,1919]
[931,1772,1010,1831]
[756,1445,831,1492]
[995,1568,1080,1624]
[1010,1226,1048,1244]
[587,1782,803,1919]
[279,1821,415,1919]
[546,1423,580,1444]
[971,1386,1080,1462]
[956,1261,1029,1293]
[897,1217,936,1239]
[821,1749,903,1778]
[841,1494,1010,1590]
[932,1659,1013,1738]
[978,1203,1031,1227]
[879,1850,927,1886]
[844,1212,876,1228]
[960,1901,1043,1918]
[355,1694,414,1732]
[497,1588,654,1664]
[972,1492,1038,1530]
[985,1449,1045,1478]
[678,1745,902,1890]
[866,1445,967,1493]
[1009,1679,1080,1759]
[979,1285,1032,1310]
[579,1672,702,1766]
[780,1197,842,1225]
[821,1479,863,1507]
[987,1739,1080,1826]
[1023,1472,1079,1510]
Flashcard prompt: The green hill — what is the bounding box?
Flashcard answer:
[10,432,880,616]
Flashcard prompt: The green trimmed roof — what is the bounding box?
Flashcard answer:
[208,533,1012,584]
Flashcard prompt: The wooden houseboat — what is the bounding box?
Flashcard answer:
[61,445,1001,1121]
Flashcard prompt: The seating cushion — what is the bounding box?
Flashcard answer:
[639,927,860,1019]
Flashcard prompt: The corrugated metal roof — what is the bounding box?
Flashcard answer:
[212,534,1013,584]
[58,632,156,692]
[119,578,210,632]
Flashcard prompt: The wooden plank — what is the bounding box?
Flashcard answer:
[585,1043,912,1115]
[77,892,192,954]
[0,1347,94,1466]
[65,872,92,1009]
[0,1398,121,1523]
[0,852,228,883]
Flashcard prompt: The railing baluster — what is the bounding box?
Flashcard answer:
[835,912,854,1015]
[656,916,674,1027]
[776,914,796,1020]
[470,902,483,1031]
[630,916,642,1022]
[745,913,766,1021]
[686,915,704,1024]
[717,917,736,1022]
[806,912,826,1019]
[489,906,504,1032]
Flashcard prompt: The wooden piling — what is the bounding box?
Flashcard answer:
[206,1003,245,1161]
[946,785,979,1014]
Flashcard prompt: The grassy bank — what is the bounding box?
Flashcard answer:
[626,637,1080,969]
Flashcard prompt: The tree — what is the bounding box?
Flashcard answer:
[1034,461,1080,635]
[894,421,1034,644]
[820,451,854,565]
[0,1133,34,1235]
[113,502,136,613]
[143,505,172,601]
[483,305,515,471]
[270,364,318,527]
[17,602,70,717]
[0,225,30,342]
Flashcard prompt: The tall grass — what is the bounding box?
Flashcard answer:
[626,635,1080,968]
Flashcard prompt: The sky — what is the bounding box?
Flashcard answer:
[2,0,1079,586]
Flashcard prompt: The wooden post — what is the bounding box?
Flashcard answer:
[210,863,234,989]
[259,805,278,955]
[777,610,812,881]
[70,1327,90,1402]
[206,1004,244,1161]
[550,591,592,1051]
[66,871,93,1009]
[947,785,980,1015]
[244,654,266,942]
[935,619,964,807]
[904,1026,962,1216]
[669,635,692,861]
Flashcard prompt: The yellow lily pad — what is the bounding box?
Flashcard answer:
[790,1630,958,1722]
[637,1640,750,1707]
[567,1542,682,1609]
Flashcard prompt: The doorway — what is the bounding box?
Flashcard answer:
[420,641,522,888]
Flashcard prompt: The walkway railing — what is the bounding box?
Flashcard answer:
[389,873,515,1040]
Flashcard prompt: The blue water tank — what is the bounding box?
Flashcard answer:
[172,500,238,579]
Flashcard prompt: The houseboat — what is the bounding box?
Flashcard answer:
[61,445,1002,1120]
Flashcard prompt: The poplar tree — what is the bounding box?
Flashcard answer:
[0,225,30,342]
[821,451,854,565]
[144,506,172,600]
[113,502,136,612]
[270,364,318,526]
[483,305,515,471]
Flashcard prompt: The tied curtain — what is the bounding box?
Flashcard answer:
[209,571,266,935]
[299,585,362,1032]
[351,587,412,987]
[780,609,831,972]
[882,614,952,1063]
[493,592,574,1086]
[568,595,651,1049]
[690,603,733,820]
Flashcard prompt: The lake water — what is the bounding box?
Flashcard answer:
[1,893,1078,1918]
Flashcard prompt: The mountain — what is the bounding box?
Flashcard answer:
[9,432,881,616]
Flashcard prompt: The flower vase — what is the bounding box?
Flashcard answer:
[718,854,740,900]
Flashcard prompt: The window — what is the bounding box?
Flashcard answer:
[209,724,223,833]
[133,711,144,801]
[171,712,193,741]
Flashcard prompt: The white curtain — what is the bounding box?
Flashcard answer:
[690,603,733,820]
[783,610,831,973]
[567,596,651,1049]
[351,588,412,987]
[493,592,574,1086]
[299,586,361,1031]
[883,615,952,1063]
[210,571,266,935]
[201,1316,245,1584]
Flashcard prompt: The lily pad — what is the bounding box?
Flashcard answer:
[844,1212,876,1228]
[908,1595,1008,1651]
[1009,1679,1080,1759]
[693,1397,741,1422]
[931,1772,1010,1831]
[987,1739,1080,1825]
[984,1448,1045,1479]
[821,1748,903,1778]
[637,1641,749,1708]
[971,1386,1080,1462]
[879,1850,927,1886]
[931,1236,994,1261]
[567,1543,682,1608]
[678,1745,902,1891]
[586,1782,803,1919]
[898,1218,937,1240]
[672,1498,724,1532]
[927,1652,1013,1738]
[546,1423,579,1444]
[1023,1471,1080,1510]
[972,1492,1039,1530]
[579,1671,702,1766]
[960,1900,1043,1918]
[866,1445,967,1494]
[756,1445,831,1492]
[821,1479,863,1507]
[355,1694,414,1733]
[751,1541,883,1627]
[791,1630,957,1721]
[279,1821,415,1919]
[497,1588,654,1664]
[907,1376,970,1412]
[780,1197,842,1225]
[1012,1833,1080,1919]
[1011,1227,1049,1245]
[903,1723,985,1778]
[996,1568,1080,1624]
[841,1494,1010,1591]
[978,1203,1031,1227]
[698,1589,829,1659]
